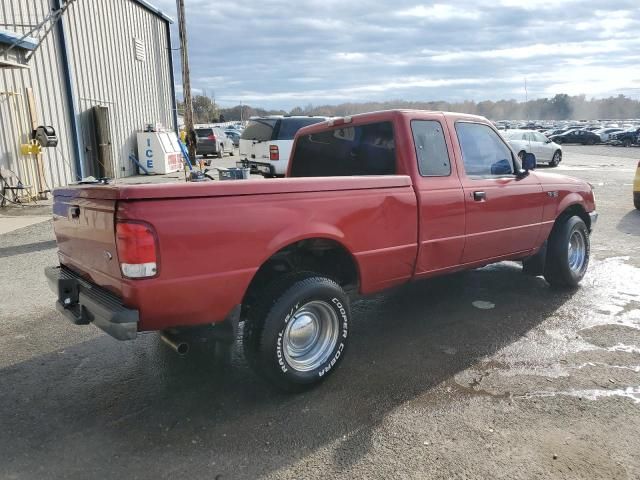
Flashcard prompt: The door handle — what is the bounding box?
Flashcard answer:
[69,205,80,219]
[473,191,486,201]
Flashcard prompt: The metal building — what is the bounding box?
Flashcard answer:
[0,0,177,194]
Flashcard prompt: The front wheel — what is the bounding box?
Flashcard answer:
[550,150,561,167]
[544,215,590,288]
[243,273,350,391]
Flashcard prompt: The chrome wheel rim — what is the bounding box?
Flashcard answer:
[283,300,339,372]
[568,230,586,273]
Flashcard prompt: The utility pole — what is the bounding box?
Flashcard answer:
[176,0,196,161]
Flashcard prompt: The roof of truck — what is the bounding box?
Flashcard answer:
[296,109,490,137]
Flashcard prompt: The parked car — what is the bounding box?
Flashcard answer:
[634,159,640,210]
[610,127,640,147]
[239,116,330,177]
[45,110,597,391]
[595,127,624,142]
[543,128,569,137]
[195,126,234,161]
[224,130,241,147]
[549,129,600,145]
[503,129,563,166]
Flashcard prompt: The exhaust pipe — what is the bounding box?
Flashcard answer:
[161,331,190,355]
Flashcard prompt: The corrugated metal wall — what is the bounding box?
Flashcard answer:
[0,0,175,189]
[0,0,76,191]
[63,0,174,178]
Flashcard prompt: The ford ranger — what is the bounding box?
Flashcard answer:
[45,110,597,391]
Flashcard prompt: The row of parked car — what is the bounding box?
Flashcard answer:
[497,120,640,147]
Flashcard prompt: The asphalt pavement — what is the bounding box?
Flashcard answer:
[0,145,639,479]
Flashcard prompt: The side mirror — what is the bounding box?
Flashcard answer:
[522,152,537,171]
[545,138,552,143]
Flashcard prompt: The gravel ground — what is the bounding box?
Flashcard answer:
[0,145,639,479]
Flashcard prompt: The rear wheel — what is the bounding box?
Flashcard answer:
[634,193,640,210]
[518,150,526,161]
[243,273,350,391]
[544,215,590,288]
[550,150,562,167]
[218,146,224,158]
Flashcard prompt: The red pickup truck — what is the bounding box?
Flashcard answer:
[46,110,597,391]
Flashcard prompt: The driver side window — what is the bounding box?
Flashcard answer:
[455,122,515,177]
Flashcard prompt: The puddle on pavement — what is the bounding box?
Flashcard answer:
[517,386,640,404]
[451,256,640,405]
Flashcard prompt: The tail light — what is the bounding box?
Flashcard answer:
[116,221,158,279]
[270,145,279,161]
[207,134,217,141]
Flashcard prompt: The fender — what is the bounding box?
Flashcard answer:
[555,192,587,219]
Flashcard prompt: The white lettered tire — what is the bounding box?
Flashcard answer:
[243,273,350,391]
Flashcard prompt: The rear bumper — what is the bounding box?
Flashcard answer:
[237,159,275,176]
[196,144,219,155]
[44,266,138,340]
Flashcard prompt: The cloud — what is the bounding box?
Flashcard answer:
[395,4,481,20]
[152,0,640,109]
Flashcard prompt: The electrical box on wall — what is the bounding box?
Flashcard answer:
[136,130,183,174]
[32,125,58,147]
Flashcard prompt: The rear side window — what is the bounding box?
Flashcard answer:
[241,119,278,141]
[276,118,326,140]
[455,122,514,177]
[290,121,396,177]
[195,128,213,137]
[411,120,450,176]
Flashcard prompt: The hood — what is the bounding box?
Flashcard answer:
[532,170,589,187]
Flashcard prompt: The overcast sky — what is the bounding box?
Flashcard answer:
[153,0,640,110]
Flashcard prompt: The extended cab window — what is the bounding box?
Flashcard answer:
[290,121,396,177]
[456,122,514,177]
[411,120,450,176]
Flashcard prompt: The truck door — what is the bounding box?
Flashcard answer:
[452,121,543,263]
[411,118,466,276]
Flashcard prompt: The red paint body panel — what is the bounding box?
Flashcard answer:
[50,110,597,333]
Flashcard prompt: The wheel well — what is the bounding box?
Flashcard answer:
[556,204,590,231]
[241,238,359,317]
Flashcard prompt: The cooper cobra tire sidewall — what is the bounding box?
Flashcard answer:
[259,277,350,390]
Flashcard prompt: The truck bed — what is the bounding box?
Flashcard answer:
[52,175,418,332]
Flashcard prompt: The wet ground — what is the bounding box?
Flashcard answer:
[1,145,639,479]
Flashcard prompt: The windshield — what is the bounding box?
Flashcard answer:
[241,119,278,141]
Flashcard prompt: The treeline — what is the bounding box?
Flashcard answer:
[181,94,640,122]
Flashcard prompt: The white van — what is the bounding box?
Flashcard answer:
[238,116,329,177]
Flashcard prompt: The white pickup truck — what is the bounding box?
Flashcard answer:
[238,115,329,177]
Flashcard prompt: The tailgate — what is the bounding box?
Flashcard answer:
[239,139,269,161]
[52,193,123,294]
